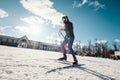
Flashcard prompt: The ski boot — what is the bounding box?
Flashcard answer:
[58,55,67,61]
[73,59,78,65]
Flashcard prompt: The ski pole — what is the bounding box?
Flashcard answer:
[58,31,68,50]
[59,30,65,39]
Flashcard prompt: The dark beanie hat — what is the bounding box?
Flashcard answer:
[62,16,68,19]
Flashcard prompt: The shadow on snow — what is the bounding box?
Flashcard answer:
[46,64,115,80]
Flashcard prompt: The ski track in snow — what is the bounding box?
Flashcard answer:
[0,45,120,80]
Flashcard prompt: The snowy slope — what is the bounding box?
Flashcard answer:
[0,45,120,80]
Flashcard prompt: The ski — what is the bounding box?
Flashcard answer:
[49,59,85,66]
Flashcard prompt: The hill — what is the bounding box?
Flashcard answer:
[0,45,120,80]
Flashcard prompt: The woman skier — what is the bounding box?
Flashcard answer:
[58,16,78,65]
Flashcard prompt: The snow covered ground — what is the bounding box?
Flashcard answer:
[0,45,120,80]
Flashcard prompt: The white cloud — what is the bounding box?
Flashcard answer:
[0,26,5,35]
[20,0,64,26]
[89,1,104,11]
[17,0,65,42]
[0,26,9,35]
[114,39,120,43]
[96,40,107,44]
[46,32,63,45]
[15,15,58,42]
[0,9,8,18]
[73,41,86,48]
[21,16,45,25]
[73,0,88,8]
[73,0,104,10]
[73,41,80,45]
[0,26,20,37]
[0,31,5,35]
[16,16,46,35]
[16,26,37,35]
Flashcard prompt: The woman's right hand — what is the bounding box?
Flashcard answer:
[60,28,65,31]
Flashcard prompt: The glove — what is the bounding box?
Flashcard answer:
[60,28,65,31]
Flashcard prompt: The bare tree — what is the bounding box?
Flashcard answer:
[88,40,92,56]
[113,42,118,51]
[101,42,108,58]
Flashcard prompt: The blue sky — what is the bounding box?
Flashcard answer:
[0,0,120,45]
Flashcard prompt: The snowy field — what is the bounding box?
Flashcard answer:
[0,45,120,80]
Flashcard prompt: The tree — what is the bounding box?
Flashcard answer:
[88,40,92,56]
[113,42,118,51]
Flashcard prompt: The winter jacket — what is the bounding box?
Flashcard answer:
[64,21,74,38]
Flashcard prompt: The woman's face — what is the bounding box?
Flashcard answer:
[62,18,66,23]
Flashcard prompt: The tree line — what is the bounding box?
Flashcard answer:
[73,39,120,60]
